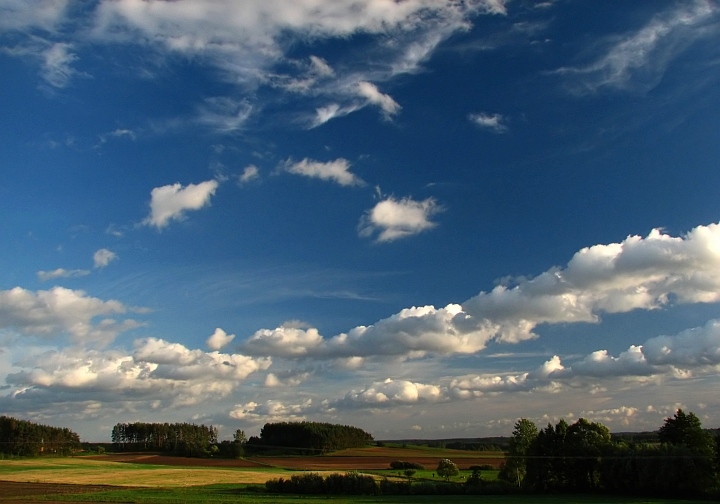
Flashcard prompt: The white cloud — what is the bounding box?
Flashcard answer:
[93,248,117,269]
[143,179,219,229]
[244,324,324,358]
[243,222,720,363]
[469,112,508,133]
[40,42,79,88]
[283,158,365,187]
[196,97,253,132]
[239,165,260,184]
[356,82,401,119]
[340,378,443,407]
[37,268,90,282]
[229,399,312,424]
[0,0,69,32]
[310,103,360,128]
[0,286,140,344]
[554,0,718,93]
[87,0,507,124]
[206,327,235,351]
[5,340,270,408]
[359,196,443,242]
[642,319,720,367]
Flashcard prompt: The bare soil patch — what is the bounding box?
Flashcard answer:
[0,480,121,504]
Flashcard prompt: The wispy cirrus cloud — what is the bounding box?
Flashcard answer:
[554,0,719,94]
[37,268,90,282]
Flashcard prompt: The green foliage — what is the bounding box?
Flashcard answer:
[110,422,218,457]
[437,458,460,481]
[253,421,373,454]
[389,460,425,470]
[266,472,378,495]
[525,418,612,492]
[499,418,538,487]
[0,415,80,457]
[659,409,714,455]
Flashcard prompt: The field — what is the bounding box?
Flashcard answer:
[0,447,707,503]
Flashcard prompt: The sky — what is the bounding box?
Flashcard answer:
[1,0,720,443]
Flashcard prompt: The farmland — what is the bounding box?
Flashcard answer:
[0,446,707,503]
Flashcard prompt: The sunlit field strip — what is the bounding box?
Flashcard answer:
[0,457,290,486]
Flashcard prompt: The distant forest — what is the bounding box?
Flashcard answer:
[111,422,219,457]
[0,415,80,457]
[247,421,374,455]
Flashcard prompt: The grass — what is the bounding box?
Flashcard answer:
[7,486,708,504]
[369,468,500,482]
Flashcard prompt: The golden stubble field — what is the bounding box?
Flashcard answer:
[0,457,287,487]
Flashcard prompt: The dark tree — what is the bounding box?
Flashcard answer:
[499,418,537,487]
[658,409,714,454]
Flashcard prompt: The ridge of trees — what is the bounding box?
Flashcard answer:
[111,422,219,457]
[0,415,80,457]
[500,409,720,498]
[247,421,373,455]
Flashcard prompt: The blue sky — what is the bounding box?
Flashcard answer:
[1,0,720,442]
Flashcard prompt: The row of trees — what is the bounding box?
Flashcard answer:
[111,422,218,457]
[0,415,80,457]
[248,421,374,454]
[500,410,720,497]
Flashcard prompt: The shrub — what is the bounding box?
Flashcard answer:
[389,460,425,470]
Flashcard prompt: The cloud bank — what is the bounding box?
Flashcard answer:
[245,222,720,361]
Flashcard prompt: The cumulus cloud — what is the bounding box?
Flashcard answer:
[339,378,443,407]
[143,179,219,229]
[206,327,235,351]
[554,0,719,93]
[37,268,90,282]
[93,248,117,269]
[6,340,270,408]
[469,112,508,133]
[0,286,141,344]
[243,222,720,363]
[229,399,312,424]
[283,158,365,187]
[359,196,443,242]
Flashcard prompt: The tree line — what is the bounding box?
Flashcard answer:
[500,409,720,498]
[0,415,80,457]
[247,421,374,454]
[111,421,219,457]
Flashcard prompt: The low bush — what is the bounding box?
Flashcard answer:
[389,460,425,470]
